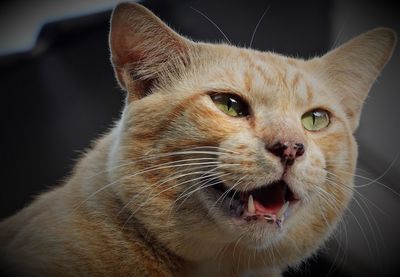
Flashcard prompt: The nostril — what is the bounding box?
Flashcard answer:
[268,142,288,158]
[267,141,305,166]
[294,143,305,157]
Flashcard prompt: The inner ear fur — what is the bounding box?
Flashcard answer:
[309,28,397,131]
[109,2,192,101]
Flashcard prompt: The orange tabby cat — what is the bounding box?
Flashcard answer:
[0,2,396,276]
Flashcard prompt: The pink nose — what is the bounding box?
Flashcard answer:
[268,141,305,166]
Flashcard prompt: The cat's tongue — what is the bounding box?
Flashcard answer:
[249,181,287,215]
[253,197,284,214]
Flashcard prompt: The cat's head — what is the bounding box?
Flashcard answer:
[108,2,396,269]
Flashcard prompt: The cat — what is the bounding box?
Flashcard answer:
[0,2,396,276]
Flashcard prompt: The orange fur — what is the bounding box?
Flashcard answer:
[0,2,396,276]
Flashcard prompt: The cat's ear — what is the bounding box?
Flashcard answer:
[311,28,397,131]
[109,3,191,101]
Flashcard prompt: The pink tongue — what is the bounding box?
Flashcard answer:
[254,198,284,214]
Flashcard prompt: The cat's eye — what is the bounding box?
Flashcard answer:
[301,109,330,131]
[210,93,249,117]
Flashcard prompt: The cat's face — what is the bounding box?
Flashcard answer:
[108,2,396,269]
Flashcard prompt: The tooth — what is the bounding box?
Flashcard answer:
[276,201,290,219]
[264,215,274,224]
[248,195,255,213]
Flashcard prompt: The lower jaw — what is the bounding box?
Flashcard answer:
[229,201,299,230]
[228,212,299,252]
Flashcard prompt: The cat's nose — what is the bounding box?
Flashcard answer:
[268,141,305,166]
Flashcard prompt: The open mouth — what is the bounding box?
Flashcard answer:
[212,180,299,229]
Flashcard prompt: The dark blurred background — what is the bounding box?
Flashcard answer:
[0,0,399,276]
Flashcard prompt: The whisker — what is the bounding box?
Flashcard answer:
[173,164,238,205]
[325,216,347,276]
[351,194,382,262]
[345,205,375,263]
[352,153,398,188]
[73,159,223,212]
[184,145,240,154]
[190,6,231,44]
[210,175,248,212]
[325,173,389,216]
[117,163,220,215]
[142,170,226,209]
[228,177,249,208]
[316,183,379,275]
[174,172,233,208]
[249,4,271,48]
[327,169,387,270]
[164,169,234,226]
[123,169,236,229]
[328,153,400,198]
[330,18,348,50]
[87,146,238,180]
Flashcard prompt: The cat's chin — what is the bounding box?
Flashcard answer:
[207,179,301,234]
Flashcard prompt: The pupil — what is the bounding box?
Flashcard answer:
[227,98,233,111]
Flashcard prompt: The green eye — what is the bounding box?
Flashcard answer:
[211,93,249,117]
[301,109,330,131]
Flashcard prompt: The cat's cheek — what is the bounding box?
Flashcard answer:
[193,192,243,238]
